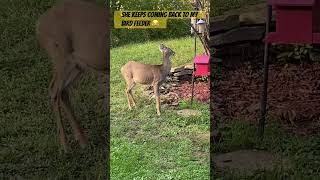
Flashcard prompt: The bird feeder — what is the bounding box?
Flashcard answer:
[196,19,206,34]
[191,53,210,106]
[266,0,320,43]
[193,54,210,76]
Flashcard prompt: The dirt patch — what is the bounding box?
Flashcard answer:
[176,109,202,117]
[213,150,291,175]
[195,132,210,142]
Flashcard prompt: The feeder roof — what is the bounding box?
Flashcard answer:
[196,19,206,24]
[194,54,209,64]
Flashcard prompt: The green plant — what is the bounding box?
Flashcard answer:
[288,44,312,62]
[276,44,312,64]
[197,76,208,82]
[179,99,189,109]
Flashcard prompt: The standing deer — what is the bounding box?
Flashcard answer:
[36,0,109,152]
[121,44,175,116]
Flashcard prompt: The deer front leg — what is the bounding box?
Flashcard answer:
[153,84,161,116]
[156,96,161,116]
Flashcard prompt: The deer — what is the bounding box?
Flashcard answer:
[36,0,109,152]
[121,44,175,116]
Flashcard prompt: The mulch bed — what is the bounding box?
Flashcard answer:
[178,79,210,103]
[212,62,320,136]
[162,75,210,105]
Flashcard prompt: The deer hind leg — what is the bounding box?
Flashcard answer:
[50,71,69,152]
[124,86,132,110]
[153,83,161,116]
[127,82,136,107]
[40,26,76,151]
[59,63,88,148]
[50,55,87,151]
[124,79,136,109]
[48,54,71,152]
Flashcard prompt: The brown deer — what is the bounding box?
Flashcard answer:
[121,44,175,116]
[36,0,109,152]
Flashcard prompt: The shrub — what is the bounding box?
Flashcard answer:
[110,0,193,47]
[276,44,313,64]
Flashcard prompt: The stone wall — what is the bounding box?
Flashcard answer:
[209,3,274,67]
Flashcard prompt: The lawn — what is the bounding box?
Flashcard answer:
[213,119,320,179]
[110,37,210,179]
[1,0,107,179]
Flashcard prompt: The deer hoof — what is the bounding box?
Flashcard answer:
[78,136,88,149]
[79,142,87,149]
[60,144,70,154]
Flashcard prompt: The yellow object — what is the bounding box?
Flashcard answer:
[114,10,206,29]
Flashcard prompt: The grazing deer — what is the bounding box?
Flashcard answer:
[36,0,109,152]
[121,44,175,116]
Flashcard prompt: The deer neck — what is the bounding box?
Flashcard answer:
[161,54,171,77]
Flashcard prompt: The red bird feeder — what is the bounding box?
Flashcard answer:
[193,54,210,76]
[191,54,210,105]
[259,0,320,137]
[266,0,320,44]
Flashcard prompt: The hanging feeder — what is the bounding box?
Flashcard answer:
[196,19,206,33]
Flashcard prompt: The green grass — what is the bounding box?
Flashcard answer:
[1,0,107,179]
[0,0,209,178]
[213,120,320,179]
[110,37,210,179]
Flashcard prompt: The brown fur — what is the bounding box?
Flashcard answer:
[121,44,175,115]
[36,0,109,152]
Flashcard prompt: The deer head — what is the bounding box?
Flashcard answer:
[159,43,175,61]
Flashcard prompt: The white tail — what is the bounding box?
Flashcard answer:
[121,44,175,115]
[36,0,109,152]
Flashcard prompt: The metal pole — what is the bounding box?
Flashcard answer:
[258,5,272,138]
[191,33,197,106]
[191,0,199,107]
